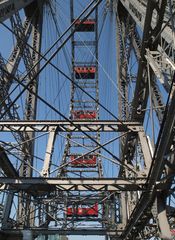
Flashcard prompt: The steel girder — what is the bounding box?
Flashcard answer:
[130,24,171,238]
[117,0,167,164]
[130,24,165,124]
[0,0,35,22]
[116,9,143,229]
[0,177,147,192]
[18,1,43,228]
[144,21,175,240]
[0,121,143,132]
[120,71,175,239]
[116,0,175,238]
[119,0,174,51]
[0,228,121,236]
[0,0,44,230]
[127,3,175,239]
[0,146,19,178]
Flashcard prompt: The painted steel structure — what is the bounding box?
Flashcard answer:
[0,0,174,239]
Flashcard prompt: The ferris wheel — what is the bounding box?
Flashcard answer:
[0,0,175,240]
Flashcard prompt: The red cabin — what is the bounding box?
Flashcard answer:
[74,66,96,79]
[74,19,95,32]
[67,203,98,217]
[70,155,97,167]
[72,110,96,119]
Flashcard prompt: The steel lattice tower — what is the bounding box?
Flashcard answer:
[0,0,175,240]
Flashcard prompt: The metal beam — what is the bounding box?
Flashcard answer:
[1,229,121,236]
[121,75,175,239]
[1,190,15,229]
[41,129,57,177]
[138,131,152,170]
[0,177,146,191]
[6,16,33,78]
[14,2,44,228]
[130,23,165,124]
[118,0,166,164]
[118,0,167,238]
[0,0,35,22]
[0,146,19,178]
[157,193,172,239]
[0,121,143,132]
[119,0,174,50]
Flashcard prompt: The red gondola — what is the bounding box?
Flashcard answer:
[70,155,97,167]
[72,110,96,119]
[67,203,98,217]
[74,66,96,79]
[74,19,95,32]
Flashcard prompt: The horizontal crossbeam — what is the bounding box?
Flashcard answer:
[1,228,121,236]
[0,177,147,191]
[0,121,143,132]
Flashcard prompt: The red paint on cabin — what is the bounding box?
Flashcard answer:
[75,19,95,32]
[74,67,96,79]
[70,155,97,167]
[67,203,98,217]
[72,110,96,119]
